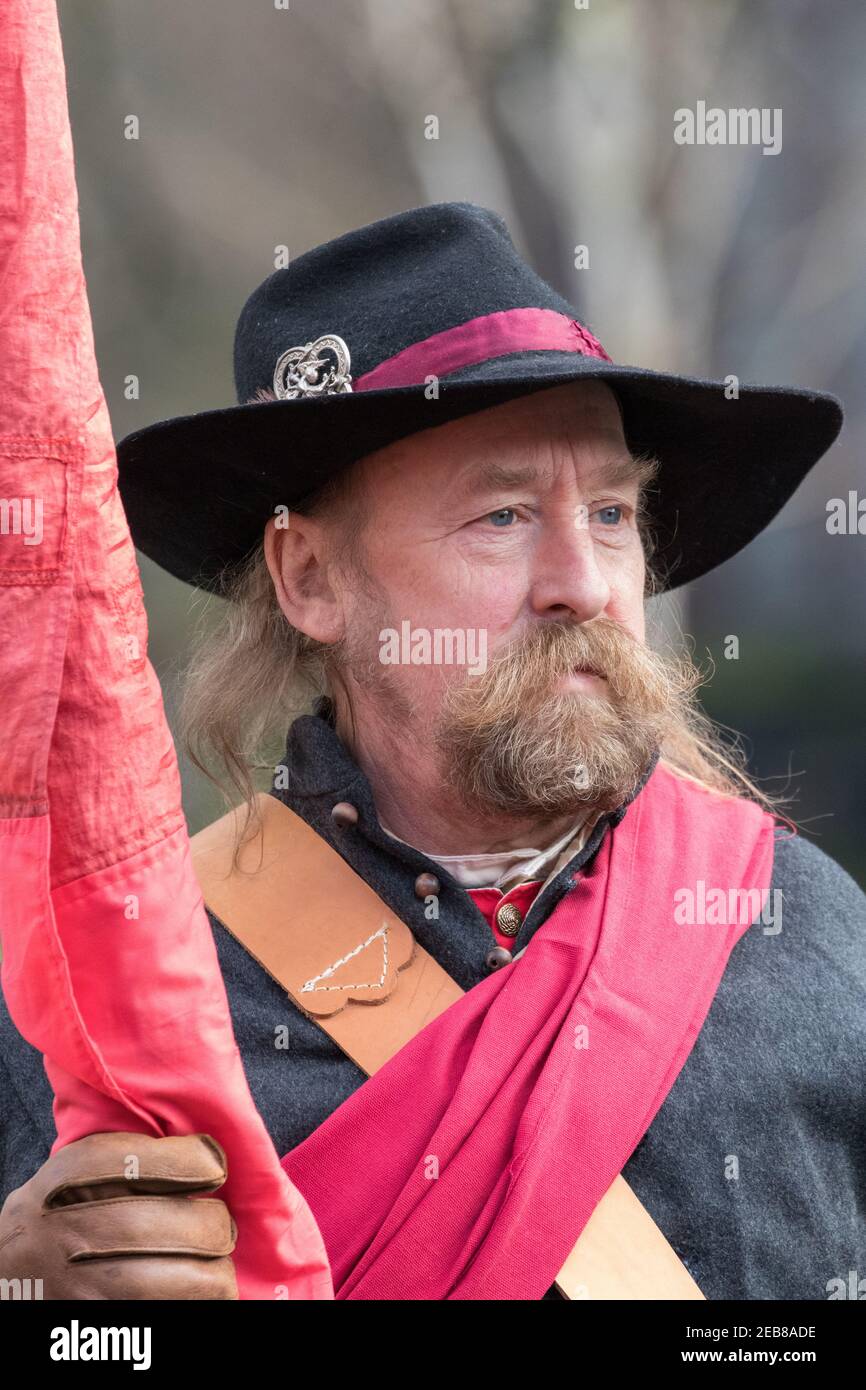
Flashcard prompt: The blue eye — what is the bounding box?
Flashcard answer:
[597,506,623,526]
[488,508,516,527]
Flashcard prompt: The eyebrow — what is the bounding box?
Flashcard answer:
[453,452,659,503]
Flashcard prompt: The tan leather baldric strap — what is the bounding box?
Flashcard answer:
[191,793,704,1301]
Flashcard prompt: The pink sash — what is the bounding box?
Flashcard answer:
[282,764,776,1299]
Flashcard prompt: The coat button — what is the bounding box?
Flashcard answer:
[331,801,359,829]
[495,903,522,937]
[414,872,440,899]
[485,946,513,972]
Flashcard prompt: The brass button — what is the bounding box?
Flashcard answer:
[485,946,513,972]
[331,801,359,829]
[414,872,440,899]
[495,902,522,937]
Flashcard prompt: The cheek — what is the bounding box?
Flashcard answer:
[380,545,522,631]
[363,552,519,704]
[602,547,646,641]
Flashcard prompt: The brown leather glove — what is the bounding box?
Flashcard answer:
[0,1131,238,1299]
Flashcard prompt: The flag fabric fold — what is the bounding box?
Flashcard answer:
[0,0,332,1300]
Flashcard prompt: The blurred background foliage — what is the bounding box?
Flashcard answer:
[59,0,865,884]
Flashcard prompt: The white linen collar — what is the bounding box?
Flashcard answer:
[378,812,591,890]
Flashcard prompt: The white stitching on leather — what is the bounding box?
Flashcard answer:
[301,923,390,993]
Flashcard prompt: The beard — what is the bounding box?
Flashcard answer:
[331,597,702,823]
[432,617,702,821]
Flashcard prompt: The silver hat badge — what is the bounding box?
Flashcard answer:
[272,333,353,399]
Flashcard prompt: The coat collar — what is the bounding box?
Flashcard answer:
[268,696,659,989]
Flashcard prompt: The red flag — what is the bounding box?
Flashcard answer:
[0,0,332,1300]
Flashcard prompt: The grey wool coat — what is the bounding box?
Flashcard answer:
[2,700,865,1301]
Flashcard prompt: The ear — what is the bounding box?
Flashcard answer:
[263,514,346,644]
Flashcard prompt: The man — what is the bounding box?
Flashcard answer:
[1,202,864,1300]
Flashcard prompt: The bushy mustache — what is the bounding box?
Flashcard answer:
[434,616,704,819]
[441,616,696,725]
[334,598,706,819]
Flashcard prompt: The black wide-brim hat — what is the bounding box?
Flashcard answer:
[116,201,843,594]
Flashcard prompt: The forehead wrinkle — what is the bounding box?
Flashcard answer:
[451,448,657,507]
[452,459,546,502]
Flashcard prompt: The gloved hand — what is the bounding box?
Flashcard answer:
[0,1132,238,1299]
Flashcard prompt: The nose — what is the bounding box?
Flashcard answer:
[527,509,610,624]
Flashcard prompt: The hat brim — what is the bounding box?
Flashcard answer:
[115,351,843,593]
